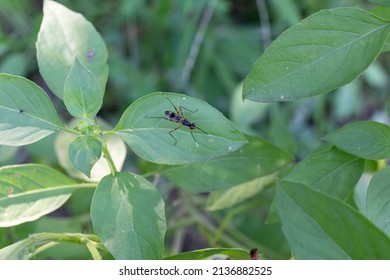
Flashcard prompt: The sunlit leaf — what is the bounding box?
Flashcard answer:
[115,92,247,165]
[68,135,102,177]
[36,0,108,99]
[206,173,276,211]
[243,8,390,102]
[0,164,77,227]
[91,172,166,260]
[63,58,103,118]
[55,119,126,182]
[0,74,63,146]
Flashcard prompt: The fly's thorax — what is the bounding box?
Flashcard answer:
[189,122,196,129]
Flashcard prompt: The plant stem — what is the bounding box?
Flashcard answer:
[30,242,59,258]
[86,241,103,260]
[101,140,117,174]
[28,233,108,259]
[256,0,271,50]
[180,0,217,87]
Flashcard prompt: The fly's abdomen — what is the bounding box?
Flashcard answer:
[165,111,181,122]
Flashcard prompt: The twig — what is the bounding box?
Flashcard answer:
[181,0,217,87]
[256,0,272,50]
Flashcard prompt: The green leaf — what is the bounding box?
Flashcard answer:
[90,172,166,260]
[114,92,247,165]
[367,167,390,236]
[0,164,77,227]
[68,135,102,177]
[55,118,126,182]
[276,180,390,259]
[322,121,390,160]
[162,136,292,192]
[63,58,103,118]
[0,74,62,146]
[286,146,364,199]
[164,248,250,260]
[243,8,390,102]
[0,238,38,260]
[206,173,277,211]
[36,0,108,99]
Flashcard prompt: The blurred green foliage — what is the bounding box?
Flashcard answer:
[1,0,390,259]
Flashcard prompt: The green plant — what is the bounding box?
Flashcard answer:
[0,0,252,260]
[243,6,390,259]
[2,0,390,260]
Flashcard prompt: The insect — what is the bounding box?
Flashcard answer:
[146,97,208,146]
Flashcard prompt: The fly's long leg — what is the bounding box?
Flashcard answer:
[179,105,198,115]
[195,126,208,135]
[190,131,199,147]
[165,97,198,116]
[168,124,183,146]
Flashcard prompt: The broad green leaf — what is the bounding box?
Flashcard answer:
[0,164,77,227]
[323,121,390,160]
[36,0,108,99]
[91,172,166,260]
[68,135,102,177]
[286,146,364,199]
[114,92,247,165]
[55,119,126,182]
[164,248,250,260]
[0,74,62,146]
[243,8,390,102]
[63,58,103,118]
[371,6,390,52]
[367,167,390,236]
[0,238,38,260]
[276,180,390,259]
[162,136,292,192]
[206,173,277,211]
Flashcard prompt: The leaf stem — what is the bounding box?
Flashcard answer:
[28,233,108,259]
[85,240,103,260]
[101,140,117,174]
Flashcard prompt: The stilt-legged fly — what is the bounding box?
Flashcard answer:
[146,97,208,146]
